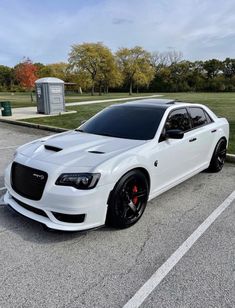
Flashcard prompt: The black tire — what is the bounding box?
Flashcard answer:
[208,138,227,172]
[106,170,149,228]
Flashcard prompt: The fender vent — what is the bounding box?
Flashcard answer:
[88,150,105,154]
[44,145,62,152]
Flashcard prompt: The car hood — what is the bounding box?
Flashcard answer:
[18,130,146,168]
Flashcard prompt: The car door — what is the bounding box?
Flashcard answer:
[150,107,196,194]
[187,107,217,167]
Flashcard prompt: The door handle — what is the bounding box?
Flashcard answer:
[211,129,217,133]
[189,138,197,142]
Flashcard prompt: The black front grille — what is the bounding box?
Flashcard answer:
[12,196,48,218]
[11,162,48,201]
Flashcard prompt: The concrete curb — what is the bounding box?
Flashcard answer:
[0,118,68,133]
[226,154,235,163]
[0,118,234,162]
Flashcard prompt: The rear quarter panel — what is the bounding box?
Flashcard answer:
[215,117,229,146]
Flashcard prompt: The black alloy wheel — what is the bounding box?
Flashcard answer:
[106,170,149,228]
[208,138,227,172]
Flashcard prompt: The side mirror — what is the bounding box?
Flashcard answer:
[165,129,184,139]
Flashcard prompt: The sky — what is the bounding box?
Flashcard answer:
[0,0,234,67]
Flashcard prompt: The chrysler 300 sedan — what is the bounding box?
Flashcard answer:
[4,99,229,231]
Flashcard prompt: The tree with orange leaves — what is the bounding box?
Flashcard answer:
[15,58,38,102]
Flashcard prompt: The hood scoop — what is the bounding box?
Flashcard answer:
[44,145,63,152]
[88,150,105,154]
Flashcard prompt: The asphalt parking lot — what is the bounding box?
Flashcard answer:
[0,122,234,308]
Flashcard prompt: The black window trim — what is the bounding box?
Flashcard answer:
[186,106,214,130]
[159,106,215,143]
[158,107,192,142]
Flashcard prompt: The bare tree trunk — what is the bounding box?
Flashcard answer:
[129,80,133,95]
[99,83,102,96]
[30,91,34,103]
[91,83,95,96]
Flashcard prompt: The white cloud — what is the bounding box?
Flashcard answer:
[0,0,234,66]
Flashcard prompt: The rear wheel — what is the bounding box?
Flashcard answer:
[208,139,227,172]
[106,170,149,228]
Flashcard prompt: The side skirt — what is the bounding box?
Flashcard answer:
[148,163,209,202]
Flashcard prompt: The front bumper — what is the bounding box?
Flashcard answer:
[4,163,114,231]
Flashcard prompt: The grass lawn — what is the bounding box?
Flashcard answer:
[20,92,235,153]
[0,92,37,108]
[0,92,157,108]
[65,92,157,103]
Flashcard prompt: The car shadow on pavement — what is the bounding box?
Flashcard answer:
[0,204,116,244]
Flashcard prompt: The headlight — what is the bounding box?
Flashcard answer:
[55,173,101,189]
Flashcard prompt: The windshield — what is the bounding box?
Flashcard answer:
[78,105,166,140]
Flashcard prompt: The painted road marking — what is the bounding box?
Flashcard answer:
[0,187,6,205]
[123,190,235,308]
[0,146,17,150]
[0,196,5,205]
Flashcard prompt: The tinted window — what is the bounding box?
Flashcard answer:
[165,108,191,132]
[204,110,213,123]
[189,107,208,128]
[78,106,166,140]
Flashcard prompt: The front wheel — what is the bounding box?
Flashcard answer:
[106,170,149,228]
[208,139,227,172]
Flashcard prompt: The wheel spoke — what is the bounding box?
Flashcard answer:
[121,189,130,203]
[220,149,226,155]
[121,205,130,219]
[127,201,138,214]
[117,175,148,223]
[132,190,147,198]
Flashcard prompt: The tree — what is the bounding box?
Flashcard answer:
[151,50,183,69]
[67,71,92,93]
[116,46,154,95]
[133,65,155,93]
[0,65,12,90]
[68,42,119,95]
[37,62,68,80]
[151,51,169,74]
[96,53,122,94]
[203,59,222,79]
[222,58,235,79]
[167,50,183,65]
[14,58,38,101]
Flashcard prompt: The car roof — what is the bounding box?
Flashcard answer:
[111,98,181,110]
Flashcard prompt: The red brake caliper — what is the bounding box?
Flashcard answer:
[132,185,138,205]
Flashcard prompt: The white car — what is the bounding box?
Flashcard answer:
[4,99,229,231]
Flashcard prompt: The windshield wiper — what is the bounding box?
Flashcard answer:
[75,129,84,133]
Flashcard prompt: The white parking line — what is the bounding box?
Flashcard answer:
[0,196,5,205]
[0,188,6,205]
[123,190,235,308]
[0,146,17,150]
